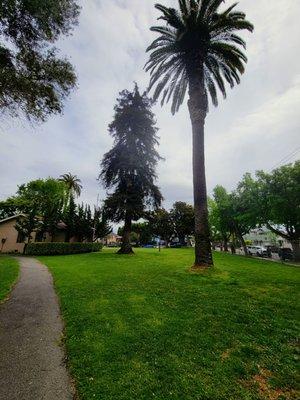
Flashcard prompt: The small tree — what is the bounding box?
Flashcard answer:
[210,186,233,251]
[208,198,223,246]
[210,182,255,255]
[257,162,300,261]
[100,85,163,254]
[170,202,194,245]
[228,193,253,255]
[15,210,40,246]
[147,208,173,246]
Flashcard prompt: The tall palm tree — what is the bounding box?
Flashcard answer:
[145,0,253,268]
[59,173,82,199]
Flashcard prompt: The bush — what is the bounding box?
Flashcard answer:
[24,242,103,256]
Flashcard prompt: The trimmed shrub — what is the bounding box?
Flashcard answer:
[24,242,103,256]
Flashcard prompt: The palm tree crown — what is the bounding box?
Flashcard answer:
[59,173,82,198]
[146,0,254,114]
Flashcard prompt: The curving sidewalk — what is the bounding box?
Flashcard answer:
[0,257,75,400]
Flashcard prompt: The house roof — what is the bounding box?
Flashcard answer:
[57,221,67,230]
[0,214,26,225]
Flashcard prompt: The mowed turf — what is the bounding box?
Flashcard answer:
[0,255,19,302]
[40,249,300,400]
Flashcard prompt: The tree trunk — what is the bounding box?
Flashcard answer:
[239,233,248,256]
[291,239,300,262]
[188,66,213,268]
[223,239,228,252]
[179,234,185,246]
[164,236,169,248]
[118,214,134,254]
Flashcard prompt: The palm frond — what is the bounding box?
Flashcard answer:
[145,0,253,111]
[178,0,189,16]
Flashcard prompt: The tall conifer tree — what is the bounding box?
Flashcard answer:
[100,85,163,254]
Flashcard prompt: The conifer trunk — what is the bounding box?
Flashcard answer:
[188,64,213,268]
[118,213,134,254]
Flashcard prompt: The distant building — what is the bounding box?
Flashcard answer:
[104,233,122,246]
[0,215,71,254]
[243,227,292,249]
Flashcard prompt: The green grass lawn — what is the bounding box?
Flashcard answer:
[40,249,300,400]
[0,256,19,302]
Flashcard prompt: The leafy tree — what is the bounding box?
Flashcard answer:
[137,223,153,245]
[59,173,82,200]
[15,210,40,245]
[0,199,18,219]
[235,173,261,229]
[100,85,163,254]
[256,162,300,261]
[208,197,222,244]
[132,222,153,246]
[0,0,80,122]
[2,178,66,241]
[210,186,233,251]
[146,0,253,268]
[170,201,194,245]
[20,179,65,240]
[118,223,152,246]
[147,208,173,246]
[228,192,252,256]
[210,182,255,255]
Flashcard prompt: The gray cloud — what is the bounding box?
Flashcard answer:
[0,0,299,209]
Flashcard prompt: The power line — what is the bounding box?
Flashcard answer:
[269,146,300,171]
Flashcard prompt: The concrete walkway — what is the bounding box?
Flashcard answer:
[0,257,75,400]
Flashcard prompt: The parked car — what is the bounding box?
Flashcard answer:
[266,245,279,254]
[278,248,294,261]
[247,245,268,257]
[169,243,182,248]
[143,244,154,248]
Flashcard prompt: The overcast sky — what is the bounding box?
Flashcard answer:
[0,0,299,211]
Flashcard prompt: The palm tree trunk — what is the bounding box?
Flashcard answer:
[118,213,134,254]
[188,67,213,268]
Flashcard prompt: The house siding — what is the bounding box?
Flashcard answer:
[0,219,33,253]
[0,217,67,254]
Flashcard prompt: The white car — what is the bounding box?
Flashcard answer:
[247,245,268,257]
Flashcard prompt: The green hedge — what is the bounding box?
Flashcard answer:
[24,242,103,256]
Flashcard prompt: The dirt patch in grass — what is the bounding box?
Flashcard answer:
[254,369,283,399]
[220,349,231,361]
[243,368,299,400]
